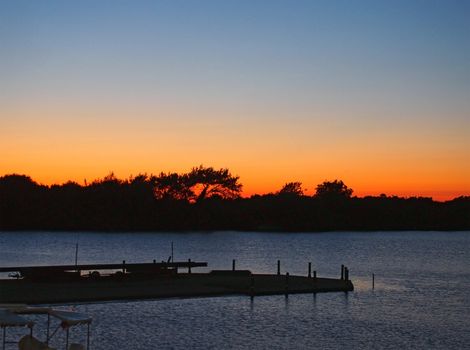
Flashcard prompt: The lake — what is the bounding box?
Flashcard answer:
[1,231,469,349]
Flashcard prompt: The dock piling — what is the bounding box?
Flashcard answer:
[313,270,317,279]
[122,260,126,273]
[372,273,375,289]
[285,272,289,297]
[277,260,280,275]
[74,243,79,267]
[308,262,312,278]
[232,259,236,271]
[188,259,191,274]
[344,267,349,281]
[341,264,344,280]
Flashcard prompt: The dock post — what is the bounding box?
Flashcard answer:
[313,270,317,279]
[46,313,50,344]
[65,328,69,350]
[341,264,344,280]
[345,267,349,281]
[277,260,280,275]
[188,259,191,274]
[372,273,375,289]
[232,259,236,271]
[308,262,312,278]
[285,272,289,297]
[122,260,126,273]
[87,323,90,350]
[75,243,79,267]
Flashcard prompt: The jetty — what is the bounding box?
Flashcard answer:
[0,261,353,304]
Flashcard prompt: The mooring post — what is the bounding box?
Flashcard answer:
[46,313,50,345]
[285,272,289,297]
[188,258,191,274]
[345,267,349,281]
[87,323,90,350]
[313,270,317,279]
[341,264,344,280]
[122,260,126,273]
[308,262,312,278]
[372,273,375,289]
[277,260,281,275]
[74,243,79,267]
[65,328,69,350]
[232,259,236,271]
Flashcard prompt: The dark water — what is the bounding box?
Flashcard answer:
[1,231,469,349]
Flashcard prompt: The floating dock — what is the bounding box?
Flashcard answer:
[0,261,353,304]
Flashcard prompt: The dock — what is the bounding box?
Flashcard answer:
[0,261,353,304]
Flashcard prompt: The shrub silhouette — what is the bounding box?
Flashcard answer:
[0,170,468,231]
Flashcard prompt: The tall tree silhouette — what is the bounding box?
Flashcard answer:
[152,172,192,201]
[187,166,242,202]
[277,182,304,197]
[314,180,353,200]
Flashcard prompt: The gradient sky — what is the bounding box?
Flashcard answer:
[1,0,469,200]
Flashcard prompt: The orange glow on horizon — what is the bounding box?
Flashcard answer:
[1,107,469,203]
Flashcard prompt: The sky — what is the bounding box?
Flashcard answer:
[1,0,469,200]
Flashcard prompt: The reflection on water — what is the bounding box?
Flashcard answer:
[1,231,469,349]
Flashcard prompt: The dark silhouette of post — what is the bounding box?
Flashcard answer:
[308,262,312,278]
[285,272,289,297]
[277,260,281,275]
[232,259,236,271]
[372,273,375,289]
[122,260,126,273]
[188,259,191,274]
[341,264,344,280]
[345,267,349,281]
[313,270,317,279]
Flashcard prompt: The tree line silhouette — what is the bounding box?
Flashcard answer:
[0,166,469,231]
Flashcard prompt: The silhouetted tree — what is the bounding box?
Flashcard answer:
[277,182,304,197]
[152,172,192,201]
[314,180,353,199]
[0,174,39,191]
[90,172,122,187]
[0,174,44,229]
[1,170,469,231]
[186,166,242,202]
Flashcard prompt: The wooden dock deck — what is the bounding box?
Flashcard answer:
[0,262,353,304]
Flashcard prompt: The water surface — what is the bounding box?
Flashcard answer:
[1,231,469,349]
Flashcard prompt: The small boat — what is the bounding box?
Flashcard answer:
[0,305,91,350]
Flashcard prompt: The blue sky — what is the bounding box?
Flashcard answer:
[1,0,469,199]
